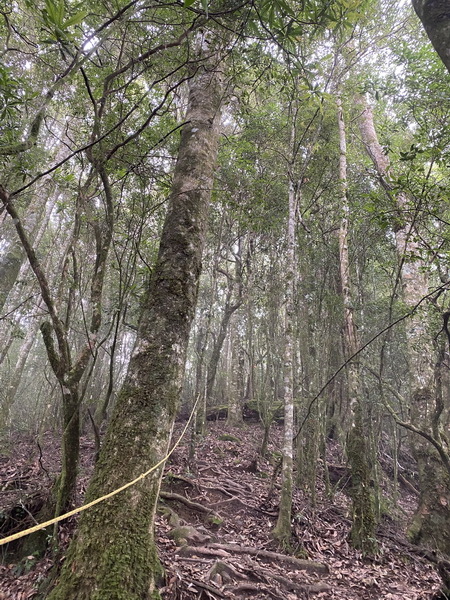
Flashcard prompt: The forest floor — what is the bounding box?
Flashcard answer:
[0,420,444,599]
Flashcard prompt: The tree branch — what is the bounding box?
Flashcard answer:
[364,364,450,477]
[0,185,69,370]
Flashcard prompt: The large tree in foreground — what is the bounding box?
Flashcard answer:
[47,37,225,600]
[412,0,450,74]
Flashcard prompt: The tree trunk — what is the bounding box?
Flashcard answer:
[206,267,241,403]
[227,241,244,426]
[337,94,377,555]
[356,93,450,553]
[0,183,55,314]
[54,386,81,515]
[412,0,450,74]
[0,300,43,433]
[193,320,208,435]
[273,176,296,546]
[93,311,121,428]
[47,47,224,600]
[227,320,243,426]
[0,239,24,314]
[233,340,246,421]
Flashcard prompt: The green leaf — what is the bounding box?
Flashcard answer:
[267,4,275,27]
[44,0,67,27]
[183,0,197,7]
[276,0,294,17]
[44,0,56,21]
[55,0,65,25]
[62,11,88,28]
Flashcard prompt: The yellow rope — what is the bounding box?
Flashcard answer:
[0,398,198,546]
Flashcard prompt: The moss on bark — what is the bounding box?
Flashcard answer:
[47,374,174,599]
[46,44,224,600]
[48,483,165,599]
[409,444,450,555]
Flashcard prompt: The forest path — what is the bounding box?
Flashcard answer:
[0,421,443,599]
[158,422,440,600]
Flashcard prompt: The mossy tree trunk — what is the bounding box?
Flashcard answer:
[408,344,450,554]
[47,46,224,600]
[54,385,81,515]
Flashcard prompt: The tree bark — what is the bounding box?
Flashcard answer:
[47,45,224,600]
[273,176,296,545]
[412,0,450,74]
[0,194,47,315]
[337,95,376,555]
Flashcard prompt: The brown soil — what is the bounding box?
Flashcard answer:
[0,422,443,599]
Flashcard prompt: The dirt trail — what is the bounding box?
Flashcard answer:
[0,422,442,599]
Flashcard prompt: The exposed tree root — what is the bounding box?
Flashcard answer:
[224,582,283,599]
[210,543,330,574]
[178,546,231,559]
[177,543,329,574]
[160,491,221,520]
[185,577,227,598]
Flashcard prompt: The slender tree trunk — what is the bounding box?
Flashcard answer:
[0,239,25,314]
[195,217,225,429]
[189,316,209,466]
[0,299,44,433]
[273,177,296,546]
[206,270,241,403]
[0,180,58,308]
[47,47,224,600]
[94,310,121,428]
[245,281,255,402]
[227,242,244,426]
[54,386,81,514]
[337,95,376,554]
[0,195,60,431]
[227,320,243,426]
[194,318,210,436]
[1,168,113,530]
